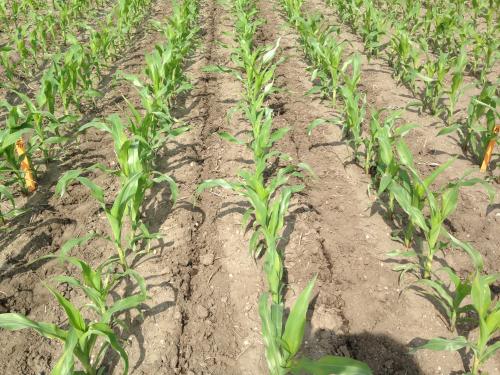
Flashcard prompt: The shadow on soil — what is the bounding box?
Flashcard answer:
[303,327,425,375]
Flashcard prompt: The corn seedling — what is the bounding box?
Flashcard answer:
[413,234,484,332]
[359,0,386,59]
[388,144,494,278]
[0,235,147,374]
[446,49,468,124]
[439,82,499,164]
[416,52,450,116]
[0,101,37,193]
[412,272,500,375]
[387,27,420,94]
[0,184,24,225]
[362,109,417,178]
[58,117,178,268]
[200,1,372,373]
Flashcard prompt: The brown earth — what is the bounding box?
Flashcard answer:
[0,0,499,374]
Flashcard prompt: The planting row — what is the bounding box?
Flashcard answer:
[0,0,200,373]
[280,1,499,373]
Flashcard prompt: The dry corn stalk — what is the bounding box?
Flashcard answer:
[480,125,500,172]
[15,138,37,192]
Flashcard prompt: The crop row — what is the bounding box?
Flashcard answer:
[280,1,499,373]
[326,0,499,168]
[200,0,373,373]
[0,0,157,223]
[0,0,200,373]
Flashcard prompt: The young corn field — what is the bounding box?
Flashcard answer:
[0,0,498,374]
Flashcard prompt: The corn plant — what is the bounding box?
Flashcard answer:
[122,0,199,132]
[416,52,450,116]
[470,33,498,84]
[308,54,365,162]
[203,40,281,123]
[339,55,365,161]
[13,90,71,161]
[0,235,147,374]
[446,49,468,124]
[0,101,36,192]
[359,0,386,58]
[200,1,371,373]
[388,144,494,278]
[414,234,484,332]
[412,272,500,375]
[386,142,455,250]
[362,109,417,177]
[0,184,24,225]
[58,117,178,268]
[0,45,15,81]
[439,82,499,164]
[286,12,346,106]
[387,27,420,94]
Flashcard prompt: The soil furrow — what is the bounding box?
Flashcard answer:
[178,1,266,374]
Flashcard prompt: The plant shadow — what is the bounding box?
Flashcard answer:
[301,324,425,374]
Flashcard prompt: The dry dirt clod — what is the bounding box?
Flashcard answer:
[200,253,215,266]
[196,304,210,319]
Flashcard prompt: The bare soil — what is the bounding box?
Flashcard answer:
[0,0,498,374]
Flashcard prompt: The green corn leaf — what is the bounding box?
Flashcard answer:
[423,158,455,189]
[51,327,77,375]
[282,276,316,359]
[485,309,500,336]
[437,267,462,290]
[46,285,86,332]
[377,173,392,194]
[378,135,393,166]
[305,85,323,96]
[471,274,491,319]
[291,355,372,375]
[78,121,111,135]
[152,172,179,204]
[102,292,147,323]
[387,249,417,258]
[56,169,84,197]
[269,127,290,145]
[437,124,461,136]
[396,140,414,167]
[446,233,483,272]
[52,275,104,313]
[394,123,418,137]
[481,341,500,364]
[0,128,31,151]
[390,182,428,231]
[440,186,458,220]
[415,279,453,309]
[60,233,97,258]
[0,313,67,340]
[120,73,144,88]
[75,177,105,205]
[202,64,233,74]
[0,185,14,204]
[195,179,237,199]
[259,293,283,372]
[87,323,129,375]
[411,336,468,353]
[218,131,246,145]
[306,118,327,135]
